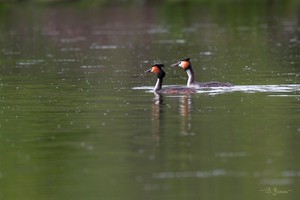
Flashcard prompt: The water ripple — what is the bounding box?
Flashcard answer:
[153,169,300,185]
[133,84,300,95]
[196,84,300,95]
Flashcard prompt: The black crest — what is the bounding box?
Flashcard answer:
[153,63,165,68]
[182,58,190,61]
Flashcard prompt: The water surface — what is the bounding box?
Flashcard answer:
[0,3,299,200]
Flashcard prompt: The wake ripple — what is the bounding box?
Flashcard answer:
[133,84,300,95]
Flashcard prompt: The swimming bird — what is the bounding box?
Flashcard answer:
[145,64,196,94]
[171,58,233,88]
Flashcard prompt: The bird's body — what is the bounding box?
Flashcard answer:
[145,64,196,95]
[171,58,233,88]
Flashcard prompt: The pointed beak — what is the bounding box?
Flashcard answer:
[145,68,152,73]
[170,61,181,67]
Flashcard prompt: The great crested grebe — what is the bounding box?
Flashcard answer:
[171,58,233,88]
[145,64,196,94]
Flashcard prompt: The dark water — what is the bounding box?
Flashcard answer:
[0,3,300,200]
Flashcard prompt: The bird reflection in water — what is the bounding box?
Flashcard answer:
[151,94,193,143]
[179,95,193,136]
[151,93,164,143]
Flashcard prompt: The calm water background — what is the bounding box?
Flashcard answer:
[0,1,300,199]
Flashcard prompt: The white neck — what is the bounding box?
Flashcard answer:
[186,69,195,87]
[154,78,162,91]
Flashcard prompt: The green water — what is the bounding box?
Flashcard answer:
[0,2,299,200]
